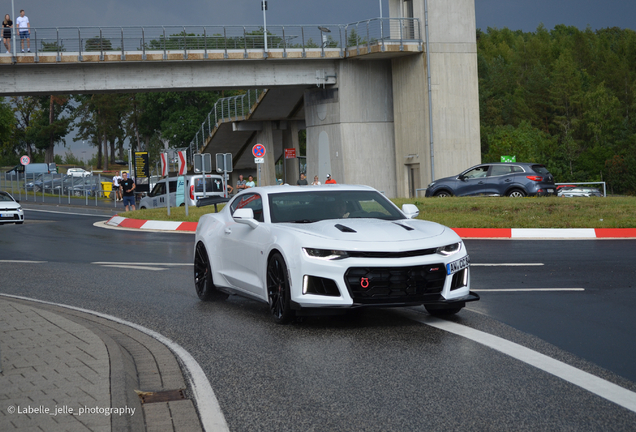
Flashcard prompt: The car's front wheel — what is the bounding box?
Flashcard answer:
[194,242,228,301]
[507,189,526,198]
[434,190,452,197]
[267,252,294,324]
[425,304,463,316]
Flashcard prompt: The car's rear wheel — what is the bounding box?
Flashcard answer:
[425,304,463,316]
[194,242,228,301]
[267,252,294,324]
[507,189,526,198]
[434,190,452,197]
[33,185,41,193]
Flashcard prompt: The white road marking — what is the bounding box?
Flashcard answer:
[0,293,230,432]
[473,288,585,292]
[405,311,636,414]
[100,265,167,271]
[472,263,544,267]
[92,262,193,266]
[0,260,48,264]
[24,208,112,218]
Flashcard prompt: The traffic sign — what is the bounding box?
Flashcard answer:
[20,155,30,166]
[252,143,266,158]
[284,148,296,159]
[254,157,265,164]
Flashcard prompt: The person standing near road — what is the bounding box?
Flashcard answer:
[311,175,321,185]
[16,10,29,53]
[325,174,337,184]
[296,173,308,186]
[112,171,123,202]
[245,175,255,188]
[2,15,12,53]
[120,172,136,211]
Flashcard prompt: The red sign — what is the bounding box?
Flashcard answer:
[252,144,266,158]
[284,148,296,159]
[160,153,168,177]
[177,151,187,176]
[20,155,31,166]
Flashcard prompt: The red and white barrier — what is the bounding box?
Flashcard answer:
[105,216,636,238]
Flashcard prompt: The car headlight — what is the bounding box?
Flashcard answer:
[427,182,436,187]
[303,248,349,260]
[17,206,22,211]
[436,242,462,256]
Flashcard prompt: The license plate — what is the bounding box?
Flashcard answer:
[548,188,555,193]
[447,255,470,275]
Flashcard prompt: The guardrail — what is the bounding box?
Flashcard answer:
[1,172,120,207]
[1,18,422,62]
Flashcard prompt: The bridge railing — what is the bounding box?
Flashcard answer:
[189,89,267,159]
[9,18,422,61]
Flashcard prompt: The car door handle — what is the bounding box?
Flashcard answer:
[505,179,512,182]
[478,181,485,184]
[224,228,232,235]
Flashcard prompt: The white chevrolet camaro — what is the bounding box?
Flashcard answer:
[194,185,478,324]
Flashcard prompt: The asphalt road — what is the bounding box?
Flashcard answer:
[1,205,636,431]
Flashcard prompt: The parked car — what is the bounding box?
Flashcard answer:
[194,185,479,324]
[425,163,557,197]
[0,191,24,224]
[25,174,64,193]
[558,187,603,197]
[139,174,226,209]
[62,176,100,196]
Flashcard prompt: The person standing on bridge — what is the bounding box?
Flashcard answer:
[16,10,29,53]
[2,15,12,53]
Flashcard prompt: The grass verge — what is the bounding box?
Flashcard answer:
[122,196,636,229]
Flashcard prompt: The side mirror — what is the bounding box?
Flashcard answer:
[458,174,466,181]
[233,208,259,229]
[402,204,419,219]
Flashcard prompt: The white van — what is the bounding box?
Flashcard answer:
[138,174,226,209]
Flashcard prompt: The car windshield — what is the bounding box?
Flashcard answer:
[0,192,15,202]
[268,190,404,223]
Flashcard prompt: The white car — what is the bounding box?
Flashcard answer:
[66,168,92,177]
[0,191,24,224]
[194,185,478,324]
[139,174,226,209]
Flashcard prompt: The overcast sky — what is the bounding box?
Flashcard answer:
[9,0,632,161]
[8,0,635,32]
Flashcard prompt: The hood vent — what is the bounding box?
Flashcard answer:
[393,222,414,231]
[335,224,357,233]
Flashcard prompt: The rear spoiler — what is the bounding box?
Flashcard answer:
[196,196,230,212]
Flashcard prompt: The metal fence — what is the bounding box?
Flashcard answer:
[1,18,422,62]
[1,171,119,208]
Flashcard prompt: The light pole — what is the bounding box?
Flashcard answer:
[261,1,268,53]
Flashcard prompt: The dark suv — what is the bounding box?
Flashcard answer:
[425,163,557,197]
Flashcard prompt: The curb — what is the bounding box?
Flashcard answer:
[104,216,636,238]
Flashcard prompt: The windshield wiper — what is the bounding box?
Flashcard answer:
[292,219,316,223]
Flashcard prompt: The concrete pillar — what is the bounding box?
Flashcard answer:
[255,121,277,186]
[305,60,397,196]
[389,0,481,197]
[282,122,301,184]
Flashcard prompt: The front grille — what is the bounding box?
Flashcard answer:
[347,248,437,259]
[345,265,446,304]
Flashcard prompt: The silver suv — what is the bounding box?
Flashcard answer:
[425,163,557,197]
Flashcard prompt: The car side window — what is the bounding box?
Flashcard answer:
[464,166,489,178]
[490,165,513,176]
[511,166,525,173]
[231,193,264,222]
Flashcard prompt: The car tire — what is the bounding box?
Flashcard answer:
[507,189,526,198]
[267,252,294,324]
[434,190,452,197]
[33,185,41,193]
[139,206,146,210]
[16,221,24,225]
[73,190,82,197]
[194,242,228,301]
[425,304,463,316]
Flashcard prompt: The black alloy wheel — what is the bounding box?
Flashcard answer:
[267,252,294,324]
[194,242,228,301]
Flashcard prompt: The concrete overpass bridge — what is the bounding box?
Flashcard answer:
[0,0,481,198]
